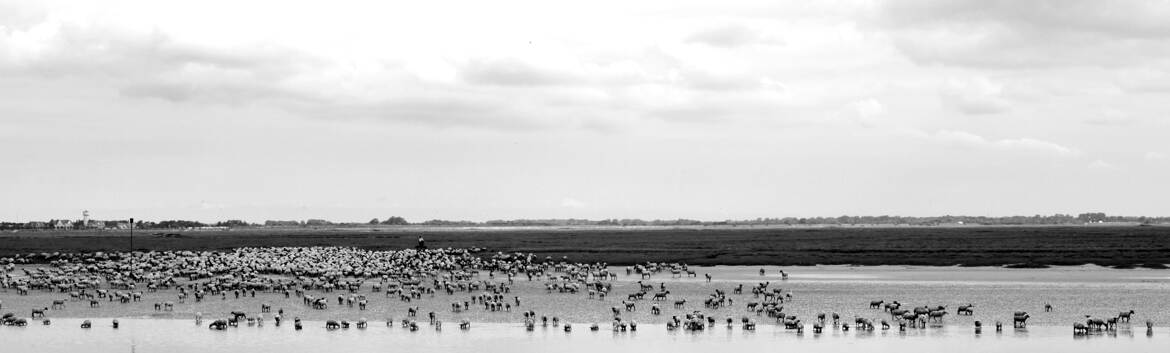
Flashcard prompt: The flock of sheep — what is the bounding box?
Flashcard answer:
[0,246,1154,337]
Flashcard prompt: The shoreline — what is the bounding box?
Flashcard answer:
[7,317,1165,328]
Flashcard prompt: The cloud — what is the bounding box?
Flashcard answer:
[4,12,795,131]
[459,58,578,87]
[1087,159,1116,170]
[685,24,781,48]
[875,0,1170,68]
[643,87,807,125]
[1116,68,1170,93]
[997,138,1078,157]
[294,94,559,131]
[0,18,595,130]
[1082,108,1133,126]
[0,20,313,79]
[199,201,228,210]
[1145,152,1167,161]
[940,77,1011,115]
[2,0,1162,139]
[879,0,1170,39]
[931,130,1079,157]
[679,68,768,92]
[0,16,331,112]
[119,79,308,105]
[850,98,885,126]
[560,197,586,209]
[0,2,47,30]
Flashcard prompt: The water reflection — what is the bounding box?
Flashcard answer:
[6,319,1154,353]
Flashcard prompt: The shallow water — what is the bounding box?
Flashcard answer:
[3,319,1168,353]
[3,265,1170,352]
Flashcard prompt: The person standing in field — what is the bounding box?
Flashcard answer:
[416,235,426,250]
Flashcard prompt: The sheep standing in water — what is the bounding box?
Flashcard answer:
[1073,322,1088,335]
[1013,312,1030,328]
[0,246,829,335]
[1118,310,1135,322]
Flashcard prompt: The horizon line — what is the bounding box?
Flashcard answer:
[3,212,1166,226]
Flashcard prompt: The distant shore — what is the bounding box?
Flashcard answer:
[2,225,1168,268]
[6,221,1163,234]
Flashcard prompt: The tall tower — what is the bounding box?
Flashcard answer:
[83,210,90,227]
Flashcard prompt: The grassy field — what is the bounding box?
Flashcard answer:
[2,225,1169,267]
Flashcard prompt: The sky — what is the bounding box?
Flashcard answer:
[1,0,1168,223]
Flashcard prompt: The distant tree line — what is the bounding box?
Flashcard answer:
[368,216,409,225]
[0,219,259,230]
[2,213,1168,231]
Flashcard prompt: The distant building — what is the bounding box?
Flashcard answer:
[51,219,72,230]
[25,221,48,229]
[85,220,106,229]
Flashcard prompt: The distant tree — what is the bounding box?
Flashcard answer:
[420,219,476,226]
[214,220,251,228]
[368,218,380,225]
[382,216,409,225]
[305,219,333,226]
[1077,212,1108,223]
[156,220,207,228]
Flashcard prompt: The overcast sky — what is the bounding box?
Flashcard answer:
[2,0,1168,222]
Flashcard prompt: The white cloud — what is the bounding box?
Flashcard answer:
[996,138,1079,157]
[876,0,1170,69]
[1145,152,1167,161]
[1116,68,1170,93]
[459,57,579,87]
[199,201,228,210]
[932,130,1079,157]
[560,198,586,209]
[850,98,885,126]
[940,77,1011,115]
[1088,159,1116,170]
[685,24,782,48]
[0,1,916,133]
[1083,108,1133,126]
